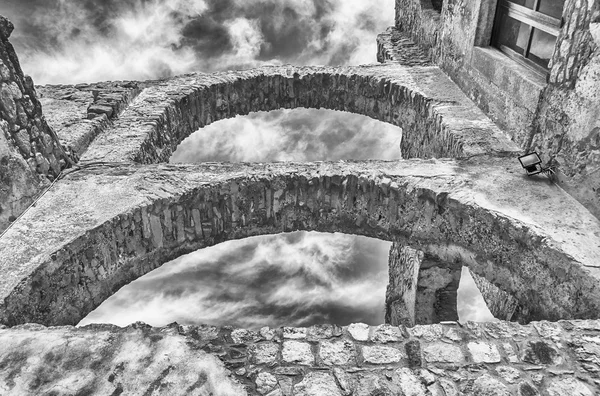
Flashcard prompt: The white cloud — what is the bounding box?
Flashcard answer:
[170,108,403,163]
[78,232,391,329]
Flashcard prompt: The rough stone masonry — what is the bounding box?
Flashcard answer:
[0,5,600,395]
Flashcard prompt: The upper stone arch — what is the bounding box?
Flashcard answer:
[0,157,599,327]
[78,65,519,165]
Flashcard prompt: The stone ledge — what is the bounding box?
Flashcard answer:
[471,47,546,114]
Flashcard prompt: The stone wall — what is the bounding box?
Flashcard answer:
[0,16,72,232]
[2,320,600,395]
[528,0,600,219]
[0,158,598,328]
[390,0,600,219]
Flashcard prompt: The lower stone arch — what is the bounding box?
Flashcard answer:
[0,160,598,327]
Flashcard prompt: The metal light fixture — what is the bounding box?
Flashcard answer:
[518,152,556,181]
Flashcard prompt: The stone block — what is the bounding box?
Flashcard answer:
[422,343,464,364]
[362,345,405,364]
[282,341,313,365]
[467,342,501,363]
[251,342,279,365]
[319,340,355,365]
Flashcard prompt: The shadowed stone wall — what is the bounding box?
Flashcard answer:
[0,16,72,232]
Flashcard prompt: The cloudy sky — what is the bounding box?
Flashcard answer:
[1,0,494,328]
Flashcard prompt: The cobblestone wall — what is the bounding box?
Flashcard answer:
[1,320,600,395]
[0,16,73,232]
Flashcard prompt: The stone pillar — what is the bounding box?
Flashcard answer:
[386,243,461,326]
[0,15,72,232]
[415,254,461,324]
[385,244,422,327]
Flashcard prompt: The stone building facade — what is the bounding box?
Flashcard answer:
[383,0,600,220]
[0,0,600,394]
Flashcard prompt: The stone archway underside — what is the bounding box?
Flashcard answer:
[1,61,600,395]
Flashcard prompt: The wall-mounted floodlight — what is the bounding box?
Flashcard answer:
[518,152,556,182]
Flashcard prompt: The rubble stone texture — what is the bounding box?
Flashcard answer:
[0,5,599,395]
[0,16,73,232]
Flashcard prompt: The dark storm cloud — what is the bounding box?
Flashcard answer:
[79,232,391,329]
[2,0,395,84]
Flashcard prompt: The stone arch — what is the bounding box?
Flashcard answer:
[1,159,599,327]
[79,65,519,165]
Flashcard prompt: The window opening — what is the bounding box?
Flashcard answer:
[491,0,564,74]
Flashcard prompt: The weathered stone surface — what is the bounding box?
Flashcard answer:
[467,341,501,363]
[348,323,370,341]
[1,156,598,328]
[0,324,246,395]
[0,16,73,232]
[255,372,278,395]
[282,341,313,365]
[546,377,594,396]
[391,0,600,220]
[251,343,279,365]
[386,244,422,326]
[470,269,520,322]
[473,374,511,396]
[293,372,342,396]
[362,345,405,364]
[422,343,464,363]
[0,321,599,394]
[78,64,519,166]
[319,339,355,365]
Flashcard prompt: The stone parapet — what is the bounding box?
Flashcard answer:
[1,320,599,395]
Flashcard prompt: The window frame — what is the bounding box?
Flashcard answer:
[490,0,563,76]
